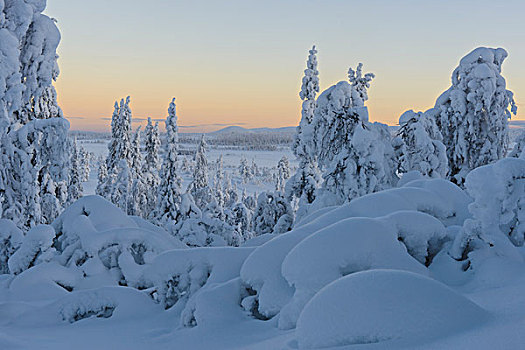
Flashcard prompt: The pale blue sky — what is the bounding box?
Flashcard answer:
[45,0,525,131]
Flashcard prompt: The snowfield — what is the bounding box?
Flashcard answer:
[2,172,525,349]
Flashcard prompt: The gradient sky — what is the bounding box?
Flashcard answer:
[45,0,525,132]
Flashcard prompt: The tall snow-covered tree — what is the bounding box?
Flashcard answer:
[433,47,517,185]
[143,118,161,213]
[128,127,148,216]
[189,135,212,209]
[154,98,183,232]
[395,110,448,178]
[288,46,322,209]
[98,97,133,203]
[0,3,70,230]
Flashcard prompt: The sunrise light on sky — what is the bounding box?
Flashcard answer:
[45,0,525,132]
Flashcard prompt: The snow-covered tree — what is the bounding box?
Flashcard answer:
[288,46,322,210]
[227,201,252,241]
[189,135,212,210]
[128,127,148,217]
[143,118,161,213]
[154,98,183,232]
[276,156,291,192]
[293,45,320,160]
[213,155,225,207]
[306,66,395,205]
[96,156,108,196]
[252,192,293,236]
[509,131,525,159]
[239,157,251,183]
[98,97,133,203]
[67,137,83,205]
[433,47,517,185]
[395,110,448,178]
[0,3,69,230]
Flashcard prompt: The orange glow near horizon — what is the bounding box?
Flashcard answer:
[46,0,525,133]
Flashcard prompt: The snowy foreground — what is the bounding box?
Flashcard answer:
[2,172,525,349]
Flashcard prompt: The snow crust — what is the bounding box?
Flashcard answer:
[296,270,489,349]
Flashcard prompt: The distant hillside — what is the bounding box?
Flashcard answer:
[211,126,296,135]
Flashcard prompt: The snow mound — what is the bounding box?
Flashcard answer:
[138,246,253,327]
[240,178,468,321]
[296,270,490,349]
[279,217,428,329]
[51,196,184,285]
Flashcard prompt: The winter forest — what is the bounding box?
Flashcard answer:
[2,1,525,350]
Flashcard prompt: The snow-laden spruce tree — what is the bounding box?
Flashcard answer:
[189,135,212,210]
[213,155,225,208]
[0,2,70,230]
[95,156,108,196]
[434,47,517,185]
[142,118,161,213]
[394,110,448,178]
[303,64,396,206]
[153,98,184,233]
[288,46,322,210]
[293,45,320,161]
[98,97,134,202]
[67,137,83,205]
[239,157,251,183]
[128,127,148,217]
[276,156,291,192]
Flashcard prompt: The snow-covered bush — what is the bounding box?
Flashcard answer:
[251,192,293,236]
[176,200,243,247]
[0,219,23,274]
[295,270,488,349]
[395,109,448,178]
[450,157,525,262]
[136,247,253,327]
[8,225,55,275]
[434,47,517,185]
[51,196,184,285]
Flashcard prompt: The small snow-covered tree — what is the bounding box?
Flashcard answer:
[434,47,517,185]
[154,98,183,231]
[239,157,251,183]
[395,110,448,178]
[189,135,212,209]
[509,131,525,159]
[252,192,293,236]
[111,159,131,213]
[276,156,291,192]
[95,156,108,196]
[67,137,83,205]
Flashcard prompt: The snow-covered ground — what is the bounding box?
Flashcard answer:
[79,139,297,197]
